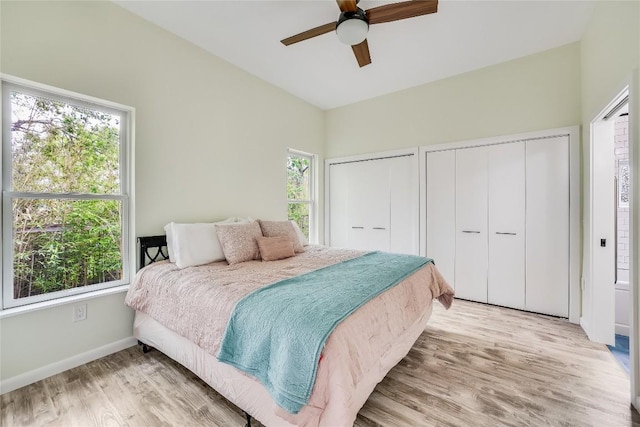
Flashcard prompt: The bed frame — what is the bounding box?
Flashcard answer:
[139,235,169,268]
[136,235,254,427]
[137,236,168,355]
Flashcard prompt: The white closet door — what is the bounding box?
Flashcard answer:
[455,146,488,302]
[347,160,390,251]
[389,155,418,255]
[526,136,569,317]
[346,162,370,250]
[329,163,349,248]
[426,150,456,287]
[488,142,526,309]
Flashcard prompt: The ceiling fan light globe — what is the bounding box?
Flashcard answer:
[336,14,369,45]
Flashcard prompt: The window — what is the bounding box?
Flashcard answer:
[2,77,133,309]
[287,149,316,242]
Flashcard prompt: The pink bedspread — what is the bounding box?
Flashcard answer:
[125,246,453,426]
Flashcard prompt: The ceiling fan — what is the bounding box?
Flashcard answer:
[280,0,438,68]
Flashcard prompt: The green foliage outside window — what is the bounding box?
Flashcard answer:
[287,154,311,239]
[10,91,123,299]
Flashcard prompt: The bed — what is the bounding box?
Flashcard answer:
[125,225,453,427]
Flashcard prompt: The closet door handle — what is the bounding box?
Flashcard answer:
[462,230,480,234]
[495,232,517,236]
[351,226,364,229]
[372,227,387,230]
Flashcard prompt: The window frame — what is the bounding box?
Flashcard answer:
[287,148,317,244]
[1,75,135,310]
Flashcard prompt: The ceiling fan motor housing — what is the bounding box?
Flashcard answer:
[336,8,369,45]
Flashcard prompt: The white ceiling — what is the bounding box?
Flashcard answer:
[116,0,595,110]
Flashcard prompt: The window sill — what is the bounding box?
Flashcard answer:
[0,285,130,319]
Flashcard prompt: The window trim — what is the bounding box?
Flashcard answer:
[287,148,317,244]
[1,74,135,310]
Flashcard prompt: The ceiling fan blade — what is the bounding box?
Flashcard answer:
[351,39,372,68]
[281,22,337,46]
[336,0,358,12]
[366,0,438,25]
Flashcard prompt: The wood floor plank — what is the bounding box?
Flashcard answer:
[2,299,638,426]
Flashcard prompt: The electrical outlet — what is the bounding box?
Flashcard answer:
[73,304,87,322]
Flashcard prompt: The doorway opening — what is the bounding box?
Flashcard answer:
[588,78,638,409]
[611,103,631,374]
[587,87,631,359]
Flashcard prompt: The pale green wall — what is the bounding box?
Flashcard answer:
[325,43,582,158]
[581,1,639,122]
[0,1,324,382]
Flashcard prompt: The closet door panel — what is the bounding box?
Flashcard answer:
[455,146,488,303]
[389,155,418,255]
[329,163,349,248]
[347,162,371,251]
[526,136,569,317]
[363,160,391,232]
[347,160,390,251]
[488,142,526,309]
[366,160,391,252]
[426,150,456,286]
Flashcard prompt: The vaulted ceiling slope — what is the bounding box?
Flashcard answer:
[115,1,596,110]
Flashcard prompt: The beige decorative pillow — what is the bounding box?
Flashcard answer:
[257,236,296,262]
[215,221,263,265]
[258,220,304,253]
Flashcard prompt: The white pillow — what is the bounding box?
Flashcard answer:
[234,216,255,223]
[163,217,236,268]
[164,222,176,262]
[290,220,309,246]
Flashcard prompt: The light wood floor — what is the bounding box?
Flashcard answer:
[2,300,638,426]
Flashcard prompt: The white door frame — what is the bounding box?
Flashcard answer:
[630,70,640,412]
[584,75,638,411]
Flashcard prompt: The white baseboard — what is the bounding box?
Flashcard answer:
[0,336,138,395]
[615,323,630,336]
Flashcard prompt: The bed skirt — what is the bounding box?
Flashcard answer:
[133,302,433,427]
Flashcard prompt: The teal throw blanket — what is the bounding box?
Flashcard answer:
[217,251,432,414]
